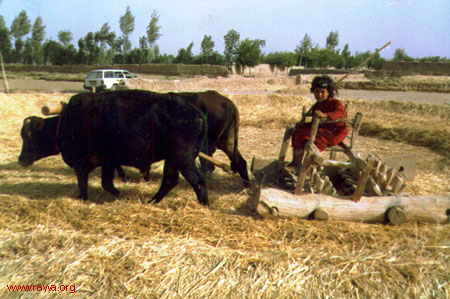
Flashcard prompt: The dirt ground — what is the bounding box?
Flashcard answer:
[0,74,449,298]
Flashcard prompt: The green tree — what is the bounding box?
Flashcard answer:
[419,56,449,63]
[367,52,384,70]
[43,39,76,65]
[153,53,175,64]
[295,34,312,67]
[10,10,31,62]
[174,42,194,64]
[393,48,413,62]
[95,23,116,64]
[200,34,215,63]
[341,44,351,69]
[352,51,371,69]
[119,6,135,60]
[77,32,100,65]
[30,16,45,64]
[138,35,149,63]
[235,38,265,75]
[58,30,73,46]
[23,38,33,64]
[264,51,296,72]
[223,29,240,69]
[326,30,339,50]
[146,10,161,62]
[0,16,12,61]
[112,37,124,63]
[10,10,31,40]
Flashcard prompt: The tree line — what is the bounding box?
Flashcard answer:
[1,6,449,72]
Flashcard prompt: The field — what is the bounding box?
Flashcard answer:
[0,74,449,298]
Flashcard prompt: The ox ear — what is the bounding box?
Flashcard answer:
[33,118,45,131]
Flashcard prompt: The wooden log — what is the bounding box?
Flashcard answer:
[353,158,375,202]
[391,175,405,194]
[295,154,313,195]
[278,126,294,162]
[41,103,65,116]
[367,177,383,196]
[309,167,317,183]
[312,173,323,192]
[255,187,450,224]
[379,163,389,174]
[386,206,406,225]
[311,208,329,221]
[385,168,396,188]
[322,160,353,168]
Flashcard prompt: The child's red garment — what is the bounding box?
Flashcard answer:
[292,98,348,152]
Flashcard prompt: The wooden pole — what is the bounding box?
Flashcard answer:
[0,52,9,94]
[295,41,391,126]
[335,41,391,86]
[198,152,232,174]
[255,187,450,224]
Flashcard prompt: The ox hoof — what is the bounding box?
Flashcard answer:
[76,193,88,201]
[243,180,251,188]
[147,198,161,204]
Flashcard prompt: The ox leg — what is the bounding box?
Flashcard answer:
[150,159,179,204]
[115,166,126,180]
[141,167,150,182]
[75,170,89,201]
[178,158,209,206]
[102,165,120,198]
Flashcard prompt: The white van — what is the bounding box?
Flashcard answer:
[83,69,137,91]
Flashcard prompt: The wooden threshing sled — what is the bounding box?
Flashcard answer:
[249,106,450,225]
[247,41,449,225]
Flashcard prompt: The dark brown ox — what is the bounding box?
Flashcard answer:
[19,90,208,205]
[117,90,250,187]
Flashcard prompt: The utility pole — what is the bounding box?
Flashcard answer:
[0,52,9,94]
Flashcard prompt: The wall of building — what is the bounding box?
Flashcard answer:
[381,61,450,76]
[4,63,229,77]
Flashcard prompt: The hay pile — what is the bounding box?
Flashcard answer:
[0,88,449,297]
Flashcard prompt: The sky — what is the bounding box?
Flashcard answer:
[1,0,449,59]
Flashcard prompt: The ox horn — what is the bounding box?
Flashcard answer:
[41,102,66,116]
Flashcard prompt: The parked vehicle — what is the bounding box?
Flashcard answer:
[83,69,137,91]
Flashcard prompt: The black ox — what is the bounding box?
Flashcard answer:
[18,90,209,205]
[117,90,250,186]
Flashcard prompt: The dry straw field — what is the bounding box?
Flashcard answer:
[0,74,449,298]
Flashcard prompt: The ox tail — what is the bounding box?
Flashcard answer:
[197,111,208,158]
[230,105,240,173]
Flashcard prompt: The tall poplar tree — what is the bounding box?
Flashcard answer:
[224,29,240,69]
[10,10,31,62]
[119,6,135,60]
[0,16,12,61]
[146,10,161,62]
[200,34,214,63]
[31,17,45,64]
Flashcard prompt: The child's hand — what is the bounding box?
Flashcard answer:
[314,110,327,118]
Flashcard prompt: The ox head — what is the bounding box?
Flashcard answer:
[18,116,59,167]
